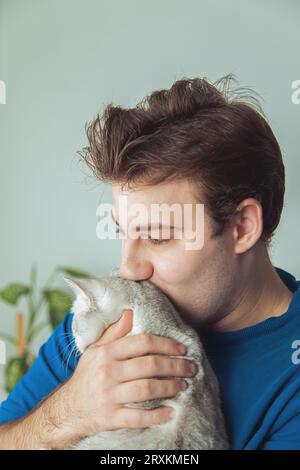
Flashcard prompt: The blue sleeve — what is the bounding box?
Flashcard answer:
[0,312,81,425]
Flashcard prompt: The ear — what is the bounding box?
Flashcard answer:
[64,276,90,299]
[232,198,264,254]
[63,276,106,305]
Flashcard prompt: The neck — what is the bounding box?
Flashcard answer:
[205,244,294,333]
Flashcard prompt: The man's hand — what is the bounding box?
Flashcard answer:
[60,309,196,441]
[0,309,197,449]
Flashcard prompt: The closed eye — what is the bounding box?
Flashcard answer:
[115,225,171,245]
[147,238,170,245]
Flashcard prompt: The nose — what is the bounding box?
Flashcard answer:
[118,239,153,281]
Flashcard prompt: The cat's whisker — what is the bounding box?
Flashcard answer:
[75,348,82,362]
[56,332,75,340]
[52,336,76,365]
[63,341,78,374]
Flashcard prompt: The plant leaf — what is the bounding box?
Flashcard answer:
[58,266,92,278]
[4,354,35,393]
[43,289,73,329]
[0,283,31,306]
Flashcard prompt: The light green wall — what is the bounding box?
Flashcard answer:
[0,0,299,399]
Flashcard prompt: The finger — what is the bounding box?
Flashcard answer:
[115,355,196,382]
[114,406,174,429]
[104,332,187,361]
[113,378,188,404]
[95,309,133,347]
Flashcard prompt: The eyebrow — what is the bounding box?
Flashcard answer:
[110,209,182,232]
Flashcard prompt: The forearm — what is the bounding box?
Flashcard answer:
[0,382,79,450]
[0,407,49,450]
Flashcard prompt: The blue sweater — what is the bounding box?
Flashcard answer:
[0,267,300,449]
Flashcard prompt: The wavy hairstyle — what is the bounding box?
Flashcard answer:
[79,74,285,246]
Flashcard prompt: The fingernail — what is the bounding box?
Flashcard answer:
[188,362,197,374]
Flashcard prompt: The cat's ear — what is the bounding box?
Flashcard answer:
[63,277,91,300]
[63,277,106,306]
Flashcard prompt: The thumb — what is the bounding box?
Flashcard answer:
[96,309,133,346]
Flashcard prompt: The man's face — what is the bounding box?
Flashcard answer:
[111,179,239,330]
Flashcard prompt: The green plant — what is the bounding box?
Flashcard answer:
[0,264,92,393]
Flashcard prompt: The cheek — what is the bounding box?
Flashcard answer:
[153,229,229,288]
[152,243,205,285]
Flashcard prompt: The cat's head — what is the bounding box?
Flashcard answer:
[64,269,130,353]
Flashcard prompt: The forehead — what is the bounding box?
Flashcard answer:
[111,179,213,241]
[111,179,200,207]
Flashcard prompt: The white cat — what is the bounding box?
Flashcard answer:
[64,268,229,450]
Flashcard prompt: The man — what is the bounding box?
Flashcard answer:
[0,76,299,449]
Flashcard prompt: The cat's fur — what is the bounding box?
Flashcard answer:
[64,268,229,450]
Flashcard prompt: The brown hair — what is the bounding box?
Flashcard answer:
[79,74,285,246]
